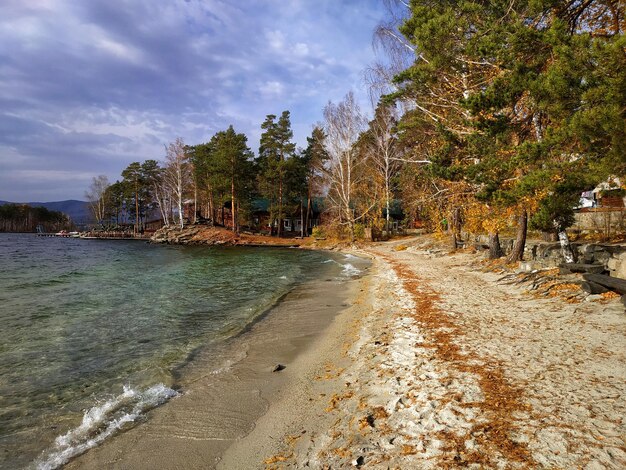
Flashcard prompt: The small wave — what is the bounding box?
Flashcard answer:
[35,384,178,470]
[343,254,360,260]
[279,275,287,280]
[341,263,362,277]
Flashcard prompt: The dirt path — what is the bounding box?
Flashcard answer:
[276,239,626,469]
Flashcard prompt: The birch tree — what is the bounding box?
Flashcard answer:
[364,102,403,233]
[323,92,369,242]
[141,159,171,227]
[164,137,192,229]
[85,175,110,225]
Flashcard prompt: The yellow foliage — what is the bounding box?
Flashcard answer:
[464,202,508,234]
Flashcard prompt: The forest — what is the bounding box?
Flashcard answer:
[86,0,625,258]
[0,204,72,233]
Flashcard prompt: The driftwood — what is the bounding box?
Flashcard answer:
[560,263,606,274]
[580,281,610,295]
[583,273,626,295]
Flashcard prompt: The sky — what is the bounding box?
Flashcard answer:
[0,0,388,202]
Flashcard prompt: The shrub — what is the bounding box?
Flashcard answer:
[353,223,365,240]
[311,226,326,239]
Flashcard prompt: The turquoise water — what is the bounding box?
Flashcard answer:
[0,234,354,469]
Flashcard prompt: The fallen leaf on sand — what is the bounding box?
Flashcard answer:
[263,452,293,464]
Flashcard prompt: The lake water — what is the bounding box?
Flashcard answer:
[0,234,361,469]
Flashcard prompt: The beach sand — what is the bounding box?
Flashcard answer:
[66,237,626,469]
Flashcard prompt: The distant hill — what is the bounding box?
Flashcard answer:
[0,200,91,224]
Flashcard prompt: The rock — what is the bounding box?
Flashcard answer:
[607,258,619,271]
[621,295,626,308]
[518,261,538,272]
[272,364,286,372]
[580,281,610,295]
[560,263,606,274]
[351,456,364,467]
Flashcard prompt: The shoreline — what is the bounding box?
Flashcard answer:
[54,235,626,468]
[63,250,370,469]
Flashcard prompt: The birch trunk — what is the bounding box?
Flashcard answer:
[558,230,576,264]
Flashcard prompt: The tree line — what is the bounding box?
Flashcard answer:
[0,204,72,232]
[87,0,624,249]
[365,0,624,258]
[86,112,331,236]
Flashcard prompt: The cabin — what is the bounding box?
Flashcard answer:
[144,218,165,233]
[574,178,626,236]
[249,198,324,236]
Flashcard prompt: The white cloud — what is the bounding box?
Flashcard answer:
[260,80,285,97]
[293,42,309,57]
[95,37,145,64]
[0,0,387,200]
[266,29,286,51]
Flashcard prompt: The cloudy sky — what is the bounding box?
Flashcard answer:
[0,0,388,202]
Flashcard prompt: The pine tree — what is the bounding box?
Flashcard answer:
[209,126,254,232]
[258,111,296,236]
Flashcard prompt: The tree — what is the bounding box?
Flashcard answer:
[323,92,369,242]
[121,162,144,234]
[302,126,330,235]
[141,159,169,227]
[104,180,128,226]
[163,138,192,229]
[363,102,403,233]
[85,175,110,226]
[258,111,296,236]
[209,126,254,232]
[382,0,624,258]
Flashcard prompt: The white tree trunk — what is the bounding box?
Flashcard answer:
[558,230,576,264]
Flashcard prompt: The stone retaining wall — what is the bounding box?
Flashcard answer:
[572,209,626,235]
[472,234,626,279]
[521,242,626,279]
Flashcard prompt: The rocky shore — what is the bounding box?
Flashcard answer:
[150,225,304,247]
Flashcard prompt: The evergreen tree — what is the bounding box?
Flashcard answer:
[258,111,296,236]
[209,126,254,232]
[121,162,143,234]
[388,0,624,258]
[301,126,329,234]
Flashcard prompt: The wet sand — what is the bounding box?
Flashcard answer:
[64,257,369,469]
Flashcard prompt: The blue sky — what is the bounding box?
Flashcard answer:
[0,0,388,201]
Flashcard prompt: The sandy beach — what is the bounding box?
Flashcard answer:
[221,237,626,469]
[66,236,626,469]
